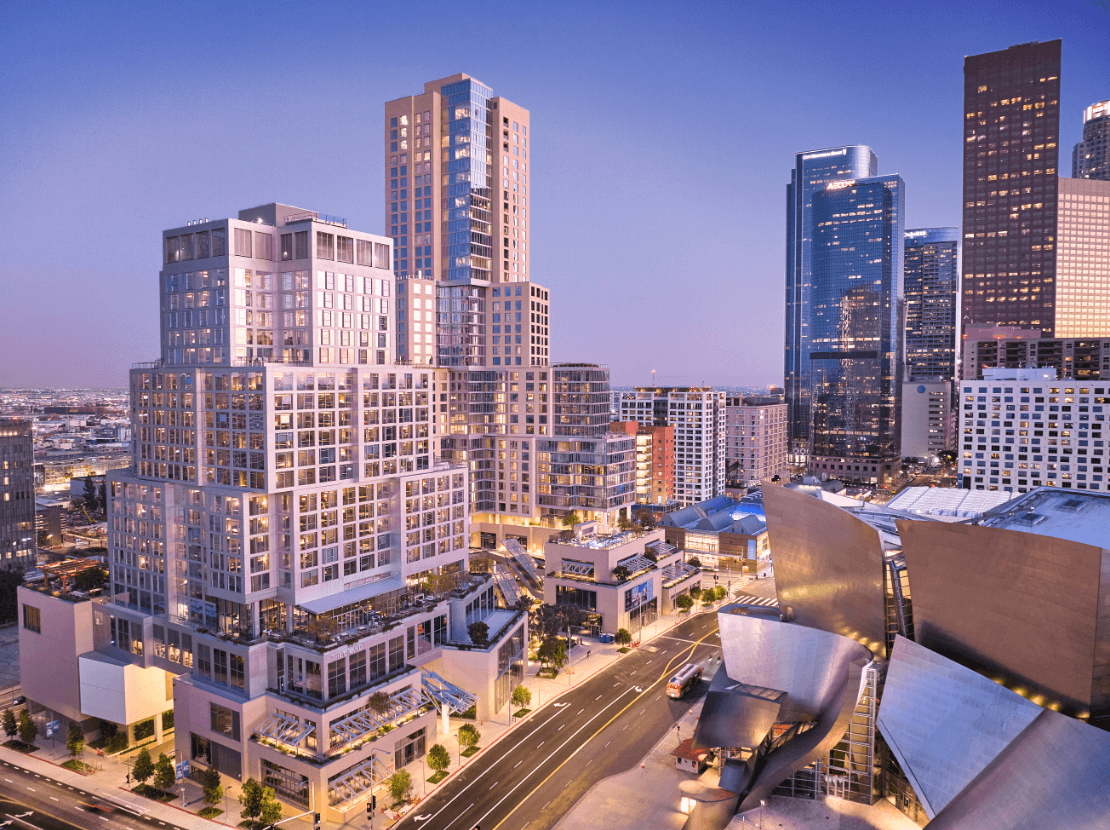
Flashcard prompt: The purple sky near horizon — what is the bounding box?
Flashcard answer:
[1,0,1106,389]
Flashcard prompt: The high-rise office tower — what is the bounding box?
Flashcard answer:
[904,228,959,381]
[1055,177,1110,337]
[1073,100,1110,181]
[0,419,36,570]
[784,146,878,454]
[961,40,1062,336]
[386,75,632,546]
[807,175,905,485]
[618,388,725,507]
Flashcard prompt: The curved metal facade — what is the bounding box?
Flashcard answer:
[763,485,888,657]
[880,635,1110,828]
[897,518,1109,716]
[697,609,873,814]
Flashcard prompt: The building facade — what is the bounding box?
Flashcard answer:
[618,388,725,507]
[1055,177,1110,337]
[19,204,533,821]
[961,40,1062,336]
[0,419,36,570]
[900,380,953,463]
[784,146,878,453]
[807,175,905,485]
[904,228,958,381]
[611,421,675,506]
[724,396,788,487]
[1073,99,1110,181]
[957,366,1110,493]
[962,326,1110,381]
[386,75,632,550]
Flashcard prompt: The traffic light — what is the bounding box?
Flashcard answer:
[313,812,321,830]
[371,795,377,810]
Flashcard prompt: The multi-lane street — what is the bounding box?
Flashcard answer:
[395,611,721,830]
[0,756,187,830]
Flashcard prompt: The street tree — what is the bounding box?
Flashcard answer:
[259,788,282,826]
[689,585,702,599]
[389,770,413,803]
[427,743,450,774]
[66,721,84,756]
[132,747,154,786]
[153,752,176,793]
[202,766,223,806]
[714,585,727,601]
[458,723,481,751]
[2,709,16,741]
[511,685,532,710]
[17,710,37,748]
[239,778,266,823]
[537,636,567,672]
[615,628,632,646]
[675,594,694,613]
[701,592,715,609]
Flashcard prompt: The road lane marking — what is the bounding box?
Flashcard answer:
[538,741,544,747]
[436,802,473,830]
[514,760,521,768]
[2,780,9,784]
[577,709,584,715]
[605,741,610,748]
[558,724,565,731]
[595,695,602,700]
[24,788,34,792]
[49,797,58,802]
[491,627,717,830]
[489,782,498,790]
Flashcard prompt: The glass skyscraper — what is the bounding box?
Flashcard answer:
[904,228,959,381]
[807,174,905,483]
[784,146,877,452]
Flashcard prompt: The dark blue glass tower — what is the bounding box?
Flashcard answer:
[784,146,877,451]
[807,174,905,480]
[904,228,959,382]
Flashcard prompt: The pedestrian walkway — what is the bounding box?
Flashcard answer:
[731,594,779,608]
[0,604,728,830]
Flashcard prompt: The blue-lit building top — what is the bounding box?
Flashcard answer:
[442,77,494,283]
[784,146,878,448]
[904,227,959,382]
[808,174,905,463]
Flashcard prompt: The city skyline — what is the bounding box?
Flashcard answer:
[1,1,1108,389]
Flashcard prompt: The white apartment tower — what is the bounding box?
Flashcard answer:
[91,204,527,817]
[619,388,726,507]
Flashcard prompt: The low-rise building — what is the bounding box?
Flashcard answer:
[542,525,700,635]
[661,495,770,574]
[611,421,675,506]
[900,379,953,463]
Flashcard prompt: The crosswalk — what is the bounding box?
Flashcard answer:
[732,594,779,608]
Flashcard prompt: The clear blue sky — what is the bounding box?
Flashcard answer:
[1,0,1106,388]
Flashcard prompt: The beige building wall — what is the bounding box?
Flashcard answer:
[17,587,95,722]
[1055,178,1110,337]
[725,397,788,485]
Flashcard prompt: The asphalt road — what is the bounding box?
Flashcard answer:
[395,612,722,830]
[0,756,188,830]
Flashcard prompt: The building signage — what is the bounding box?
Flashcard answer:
[625,580,653,612]
[802,149,847,160]
[826,180,855,190]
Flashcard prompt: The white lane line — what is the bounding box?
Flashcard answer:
[543,801,550,810]
[99,818,110,823]
[25,787,35,792]
[50,796,59,802]
[436,802,474,830]
[538,741,544,747]
[577,709,584,715]
[2,779,9,783]
[514,760,522,768]
[605,741,611,748]
[489,781,498,790]
[473,686,642,828]
[558,724,565,731]
[403,707,569,829]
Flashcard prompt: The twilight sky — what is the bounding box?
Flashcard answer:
[1,0,1106,389]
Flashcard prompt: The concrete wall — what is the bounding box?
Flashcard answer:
[17,587,94,721]
[78,652,172,725]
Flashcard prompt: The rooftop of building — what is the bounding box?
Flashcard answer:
[662,495,767,535]
[886,486,1018,520]
[977,487,1110,549]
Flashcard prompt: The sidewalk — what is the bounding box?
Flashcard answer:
[0,603,730,830]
